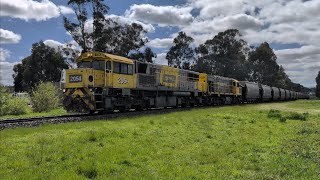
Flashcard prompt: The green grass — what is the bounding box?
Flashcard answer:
[258,99,320,114]
[0,100,319,179]
[0,107,68,120]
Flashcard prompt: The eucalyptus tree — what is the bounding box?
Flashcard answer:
[63,0,148,56]
[166,32,195,69]
[194,29,250,80]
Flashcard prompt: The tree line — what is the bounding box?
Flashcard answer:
[166,30,309,91]
[12,0,316,96]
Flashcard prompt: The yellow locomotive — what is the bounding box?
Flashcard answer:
[63,51,242,113]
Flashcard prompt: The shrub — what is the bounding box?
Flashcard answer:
[31,82,62,112]
[0,86,30,116]
[0,86,9,116]
[2,97,29,115]
[287,112,308,121]
[268,109,282,119]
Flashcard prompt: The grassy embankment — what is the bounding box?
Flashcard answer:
[0,100,319,179]
[0,107,68,120]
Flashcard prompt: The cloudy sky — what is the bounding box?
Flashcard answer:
[0,0,319,87]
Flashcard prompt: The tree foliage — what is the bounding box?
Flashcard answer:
[166,32,195,69]
[129,47,157,63]
[194,29,249,80]
[64,0,92,52]
[103,22,147,56]
[248,42,291,88]
[60,41,81,65]
[13,41,68,92]
[64,0,147,56]
[316,71,320,98]
[157,29,308,91]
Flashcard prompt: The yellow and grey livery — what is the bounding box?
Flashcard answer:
[63,52,242,113]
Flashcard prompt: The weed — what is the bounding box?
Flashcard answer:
[223,115,232,119]
[132,131,139,136]
[279,116,287,123]
[120,160,132,166]
[206,134,213,139]
[77,166,98,179]
[88,131,98,142]
[298,127,313,135]
[268,109,282,119]
[287,112,308,121]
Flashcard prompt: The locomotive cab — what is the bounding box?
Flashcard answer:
[232,80,242,96]
[63,52,135,112]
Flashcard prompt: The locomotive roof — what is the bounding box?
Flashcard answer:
[77,52,134,64]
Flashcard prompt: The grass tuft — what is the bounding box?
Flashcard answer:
[249,119,257,123]
[77,166,98,179]
[120,160,132,166]
[206,134,213,139]
[279,116,287,123]
[268,109,309,122]
[268,109,282,119]
[287,112,309,121]
[87,131,98,142]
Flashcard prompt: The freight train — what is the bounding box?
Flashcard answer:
[62,52,309,113]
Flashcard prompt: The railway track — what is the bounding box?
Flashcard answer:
[0,114,87,124]
[0,106,207,130]
[0,114,94,130]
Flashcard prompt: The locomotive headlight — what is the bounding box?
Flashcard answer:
[89,88,93,92]
[63,89,66,93]
[88,75,93,82]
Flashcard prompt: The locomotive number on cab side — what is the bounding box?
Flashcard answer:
[118,77,128,84]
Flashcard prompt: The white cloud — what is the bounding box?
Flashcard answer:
[44,39,81,51]
[0,0,73,21]
[43,39,64,51]
[181,14,263,45]
[58,5,74,15]
[276,45,320,87]
[153,53,167,65]
[44,39,81,67]
[223,14,263,31]
[0,28,21,44]
[0,61,18,86]
[0,48,11,62]
[190,0,249,18]
[182,0,320,47]
[106,14,155,32]
[259,0,320,24]
[147,38,173,49]
[0,48,18,86]
[83,14,155,34]
[125,4,194,26]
